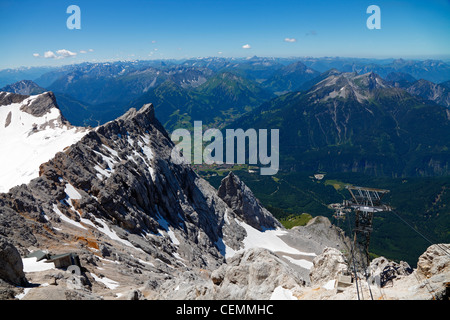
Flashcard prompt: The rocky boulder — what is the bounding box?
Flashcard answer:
[210,248,305,299]
[0,238,27,286]
[309,247,348,286]
[417,244,450,278]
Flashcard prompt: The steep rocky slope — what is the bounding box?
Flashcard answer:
[0,92,448,300]
[0,93,324,299]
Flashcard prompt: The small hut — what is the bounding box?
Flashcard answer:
[48,253,81,269]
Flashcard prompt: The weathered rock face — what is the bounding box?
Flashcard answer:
[19,92,61,118]
[1,91,65,120]
[0,238,27,286]
[146,248,306,300]
[218,172,283,231]
[0,92,28,106]
[417,244,450,278]
[309,247,348,286]
[0,197,40,254]
[209,248,306,300]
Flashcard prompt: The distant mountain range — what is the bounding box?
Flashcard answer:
[0,80,45,95]
[1,57,450,177]
[1,57,450,298]
[261,61,320,94]
[1,57,450,130]
[230,70,450,177]
[298,57,450,84]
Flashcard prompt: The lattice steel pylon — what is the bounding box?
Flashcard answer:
[343,186,392,267]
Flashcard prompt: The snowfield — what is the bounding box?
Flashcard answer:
[217,217,317,271]
[22,257,55,273]
[0,94,88,193]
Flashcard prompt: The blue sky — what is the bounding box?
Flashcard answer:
[0,0,449,69]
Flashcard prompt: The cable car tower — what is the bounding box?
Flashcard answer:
[343,186,392,266]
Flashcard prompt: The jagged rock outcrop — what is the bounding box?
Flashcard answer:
[218,172,283,231]
[295,216,351,249]
[0,197,40,253]
[1,94,342,300]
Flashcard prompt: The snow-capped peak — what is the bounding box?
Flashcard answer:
[0,91,89,193]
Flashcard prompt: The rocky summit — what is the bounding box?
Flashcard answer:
[0,92,449,300]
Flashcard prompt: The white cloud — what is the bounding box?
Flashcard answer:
[88,49,94,52]
[242,44,251,49]
[79,50,87,54]
[56,49,77,57]
[41,49,78,60]
[44,51,57,59]
[284,38,297,43]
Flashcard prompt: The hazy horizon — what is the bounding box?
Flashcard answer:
[3,54,450,72]
[1,0,449,70]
